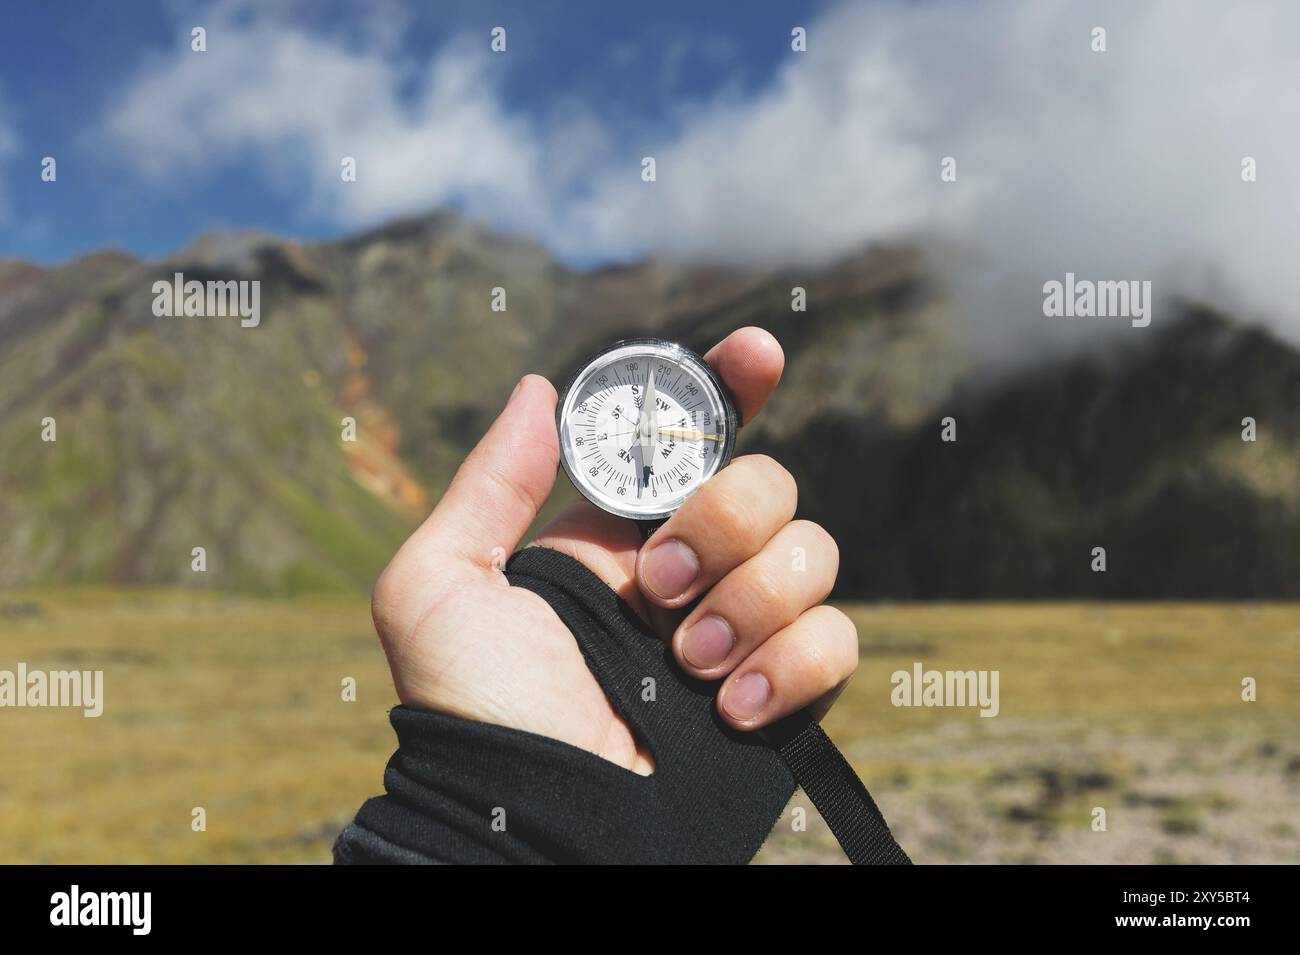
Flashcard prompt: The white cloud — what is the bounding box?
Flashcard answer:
[103,2,549,235]
[556,0,1300,355]
[102,0,1300,354]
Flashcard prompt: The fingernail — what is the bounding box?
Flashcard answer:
[641,539,699,601]
[681,615,735,669]
[722,672,770,722]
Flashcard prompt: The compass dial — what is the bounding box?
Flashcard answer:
[557,338,738,521]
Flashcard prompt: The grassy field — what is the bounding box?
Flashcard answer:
[2,592,1298,864]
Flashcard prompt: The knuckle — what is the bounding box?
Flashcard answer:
[704,484,756,538]
[792,520,838,568]
[371,561,398,611]
[746,454,797,505]
[370,565,403,639]
[744,565,791,618]
[480,461,547,520]
[822,606,861,673]
[371,555,445,648]
[799,638,840,690]
[794,607,858,688]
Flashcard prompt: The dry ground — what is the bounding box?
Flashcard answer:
[1,592,1297,863]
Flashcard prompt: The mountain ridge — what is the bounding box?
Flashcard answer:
[2,212,1296,596]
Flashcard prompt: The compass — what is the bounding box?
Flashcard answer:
[556,338,739,525]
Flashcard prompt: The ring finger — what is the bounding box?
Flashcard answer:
[716,605,860,730]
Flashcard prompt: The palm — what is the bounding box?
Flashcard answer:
[379,500,669,773]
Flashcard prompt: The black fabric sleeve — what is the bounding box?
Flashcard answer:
[333,545,795,864]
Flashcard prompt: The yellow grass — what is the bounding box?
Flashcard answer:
[2,592,1298,863]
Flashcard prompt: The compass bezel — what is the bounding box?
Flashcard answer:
[555,337,739,522]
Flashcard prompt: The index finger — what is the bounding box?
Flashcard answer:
[702,326,784,425]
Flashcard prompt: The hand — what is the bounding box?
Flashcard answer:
[370,327,858,775]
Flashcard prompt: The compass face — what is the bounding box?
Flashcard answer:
[557,338,738,521]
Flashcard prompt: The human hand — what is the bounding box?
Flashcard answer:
[370,327,858,775]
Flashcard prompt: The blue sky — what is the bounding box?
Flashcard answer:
[0,0,829,264]
[1,0,1298,355]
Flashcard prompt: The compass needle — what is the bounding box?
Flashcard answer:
[645,366,659,450]
[657,427,723,442]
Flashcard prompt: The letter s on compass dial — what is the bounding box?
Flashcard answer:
[556,338,739,524]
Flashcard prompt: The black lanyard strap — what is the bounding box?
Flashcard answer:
[766,710,912,865]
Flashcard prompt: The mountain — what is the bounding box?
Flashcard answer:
[762,307,1300,598]
[2,212,1297,596]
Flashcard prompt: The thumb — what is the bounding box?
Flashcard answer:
[410,374,559,573]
